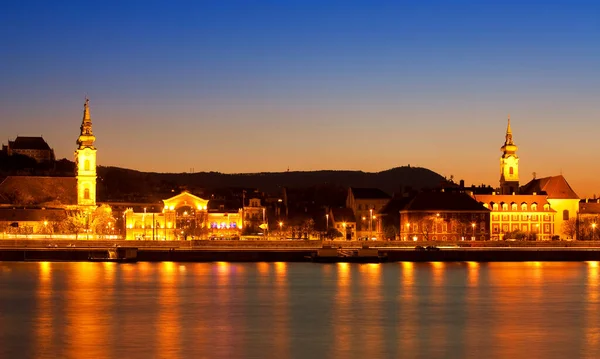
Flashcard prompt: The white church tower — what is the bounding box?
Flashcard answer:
[75,98,97,208]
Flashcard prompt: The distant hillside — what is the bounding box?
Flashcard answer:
[96,165,446,201]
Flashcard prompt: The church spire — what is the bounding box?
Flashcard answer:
[83,97,91,122]
[499,115,519,194]
[77,98,95,149]
[505,115,514,146]
[75,97,97,208]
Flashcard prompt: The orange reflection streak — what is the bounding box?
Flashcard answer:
[331,263,352,358]
[35,262,53,357]
[211,261,238,358]
[467,262,479,287]
[401,262,414,287]
[358,264,384,358]
[464,262,481,355]
[157,262,181,359]
[487,262,548,357]
[257,262,269,276]
[65,262,109,359]
[272,262,290,358]
[428,262,447,351]
[398,262,417,356]
[431,261,444,286]
[585,262,600,352]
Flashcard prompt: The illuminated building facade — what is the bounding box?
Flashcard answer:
[474,194,555,240]
[328,207,356,240]
[124,191,242,240]
[2,136,56,163]
[474,117,578,240]
[399,191,491,241]
[499,116,519,194]
[346,187,390,239]
[75,98,97,209]
[0,99,100,234]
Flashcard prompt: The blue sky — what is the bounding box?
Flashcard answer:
[1,1,599,196]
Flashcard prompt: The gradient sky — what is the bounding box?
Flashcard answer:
[1,1,599,197]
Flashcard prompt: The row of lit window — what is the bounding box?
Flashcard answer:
[210,222,237,229]
[483,202,549,211]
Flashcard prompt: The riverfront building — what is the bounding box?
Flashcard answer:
[473,118,579,240]
[123,191,243,240]
[0,99,104,235]
[2,136,56,163]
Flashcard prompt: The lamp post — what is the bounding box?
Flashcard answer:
[369,208,373,240]
[279,221,283,238]
[471,222,476,240]
[326,214,329,230]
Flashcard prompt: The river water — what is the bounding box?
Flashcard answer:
[0,261,599,359]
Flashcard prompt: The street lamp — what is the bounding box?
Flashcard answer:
[471,222,476,240]
[592,223,597,240]
[279,221,283,238]
[369,209,373,240]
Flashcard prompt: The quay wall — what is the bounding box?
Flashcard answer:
[2,247,600,262]
[3,238,600,249]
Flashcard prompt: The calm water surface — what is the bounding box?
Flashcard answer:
[1,261,599,359]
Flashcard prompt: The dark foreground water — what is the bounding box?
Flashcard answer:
[1,261,599,359]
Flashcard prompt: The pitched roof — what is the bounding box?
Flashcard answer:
[580,200,600,214]
[378,196,414,215]
[474,194,555,212]
[403,192,489,212]
[350,187,391,200]
[520,175,579,199]
[330,207,356,223]
[0,208,67,222]
[9,137,52,150]
[0,176,77,206]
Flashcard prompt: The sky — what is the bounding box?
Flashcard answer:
[1,1,599,197]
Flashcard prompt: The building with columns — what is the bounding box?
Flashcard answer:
[123,191,243,240]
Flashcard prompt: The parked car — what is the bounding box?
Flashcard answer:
[426,245,440,251]
[414,245,426,251]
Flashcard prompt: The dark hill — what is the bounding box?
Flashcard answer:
[97,165,446,201]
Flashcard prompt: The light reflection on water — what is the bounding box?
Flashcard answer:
[0,262,599,358]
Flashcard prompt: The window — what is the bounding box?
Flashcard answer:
[358,204,362,210]
[531,203,538,211]
[521,203,527,211]
[544,204,550,211]
[509,167,514,175]
[502,203,508,211]
[563,210,569,221]
[511,203,517,211]
[84,160,90,171]
[84,188,90,200]
[493,203,499,210]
